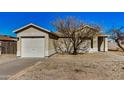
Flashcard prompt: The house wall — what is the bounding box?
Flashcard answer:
[78,39,91,53]
[79,36,109,53]
[55,37,98,53]
[48,38,57,56]
[87,37,98,53]
[16,27,49,57]
[17,37,21,56]
[104,37,108,51]
[52,36,108,53]
[55,38,73,53]
[92,37,98,51]
[98,37,108,52]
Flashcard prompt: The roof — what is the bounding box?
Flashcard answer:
[83,26,110,37]
[54,25,109,37]
[0,35,17,41]
[82,25,99,31]
[54,32,64,37]
[96,34,110,37]
[14,23,109,38]
[14,23,58,37]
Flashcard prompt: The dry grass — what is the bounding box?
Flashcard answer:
[15,52,124,80]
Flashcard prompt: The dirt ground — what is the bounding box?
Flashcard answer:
[0,54,17,64]
[14,51,124,80]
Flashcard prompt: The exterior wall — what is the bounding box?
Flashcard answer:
[85,36,109,53]
[78,39,92,53]
[104,37,108,51]
[101,38,105,51]
[92,37,98,51]
[16,27,49,57]
[88,37,98,53]
[48,38,57,56]
[17,37,21,56]
[54,37,98,53]
[98,37,108,52]
[82,36,108,53]
[50,36,108,53]
[55,38,73,53]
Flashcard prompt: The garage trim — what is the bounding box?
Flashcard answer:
[21,36,45,38]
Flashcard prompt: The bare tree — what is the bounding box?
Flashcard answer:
[52,17,100,54]
[110,27,124,51]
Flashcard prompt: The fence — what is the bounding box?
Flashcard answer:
[1,41,17,54]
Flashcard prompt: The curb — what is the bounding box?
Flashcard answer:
[8,61,41,80]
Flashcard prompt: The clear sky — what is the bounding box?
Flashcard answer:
[0,12,124,36]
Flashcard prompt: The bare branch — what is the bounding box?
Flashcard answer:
[52,17,100,54]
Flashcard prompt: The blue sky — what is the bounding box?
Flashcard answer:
[0,12,124,36]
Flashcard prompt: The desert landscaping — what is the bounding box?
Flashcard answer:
[11,51,124,80]
[0,14,124,80]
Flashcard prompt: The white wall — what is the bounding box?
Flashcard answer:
[104,37,108,51]
[17,37,21,56]
[92,37,98,51]
[48,38,57,56]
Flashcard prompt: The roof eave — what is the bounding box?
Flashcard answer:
[13,23,59,37]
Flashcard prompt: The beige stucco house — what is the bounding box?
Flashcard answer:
[14,23,109,57]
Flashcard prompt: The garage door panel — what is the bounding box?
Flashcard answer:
[21,38,45,57]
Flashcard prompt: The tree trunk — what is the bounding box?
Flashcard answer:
[73,47,77,55]
[115,39,124,51]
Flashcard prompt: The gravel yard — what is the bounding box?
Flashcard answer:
[14,52,124,80]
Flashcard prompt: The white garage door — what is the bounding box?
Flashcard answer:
[21,37,45,57]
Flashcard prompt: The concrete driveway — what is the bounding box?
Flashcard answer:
[0,58,42,79]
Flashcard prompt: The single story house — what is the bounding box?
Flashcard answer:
[14,23,109,58]
[0,35,17,55]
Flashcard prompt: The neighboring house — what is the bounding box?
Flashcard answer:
[14,23,109,58]
[0,35,17,55]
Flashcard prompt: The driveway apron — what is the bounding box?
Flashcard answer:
[0,58,41,79]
